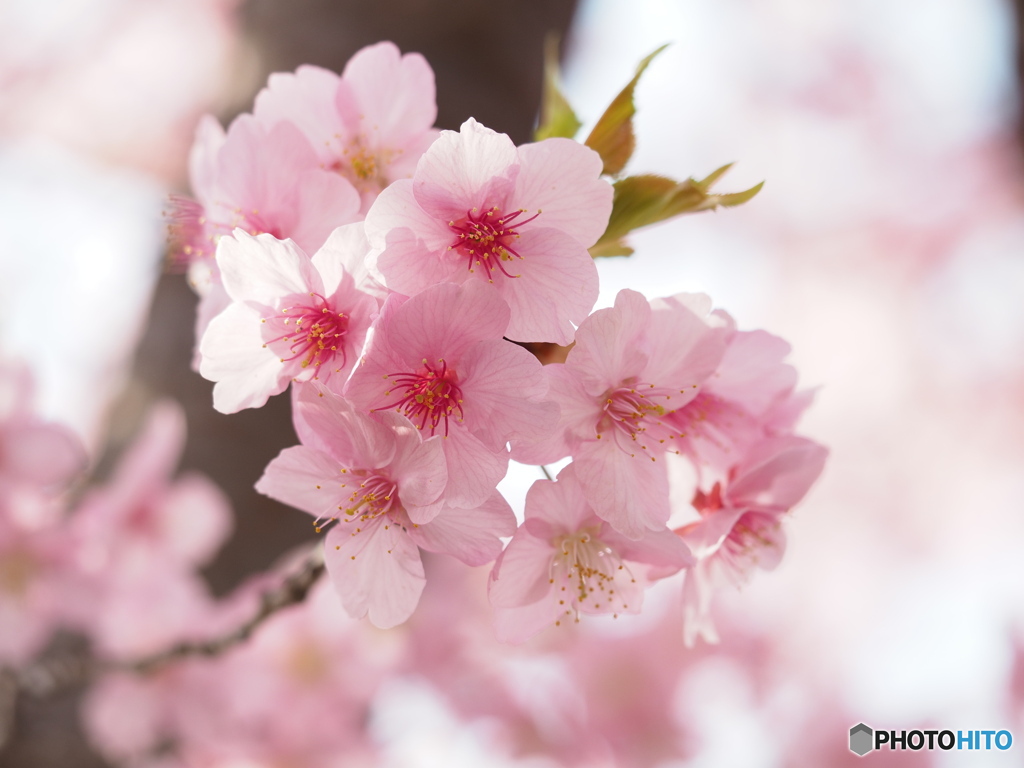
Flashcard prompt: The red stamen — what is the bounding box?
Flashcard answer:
[263,294,349,372]
[447,206,540,278]
[376,358,465,435]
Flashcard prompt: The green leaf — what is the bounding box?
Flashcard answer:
[584,44,668,176]
[589,239,635,258]
[589,167,764,257]
[535,35,583,141]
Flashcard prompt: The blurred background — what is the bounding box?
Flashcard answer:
[2,0,1024,765]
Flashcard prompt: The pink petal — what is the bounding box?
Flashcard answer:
[374,223,461,297]
[495,227,599,345]
[200,302,286,414]
[216,230,320,306]
[509,364,595,465]
[288,169,361,254]
[567,289,651,391]
[575,439,671,540]
[457,339,556,447]
[708,329,797,416]
[214,118,311,227]
[102,402,184,508]
[338,42,438,149]
[440,427,509,510]
[383,281,511,364]
[255,445,347,520]
[643,294,727,394]
[190,281,230,371]
[727,435,828,511]
[380,411,447,514]
[156,474,232,567]
[188,114,226,201]
[291,384,397,469]
[253,65,344,164]
[325,520,426,628]
[409,491,515,566]
[524,464,594,532]
[365,178,451,252]
[411,119,518,219]
[488,531,557,608]
[312,222,375,296]
[601,525,694,573]
[682,561,718,646]
[512,138,613,247]
[680,506,746,559]
[3,421,85,489]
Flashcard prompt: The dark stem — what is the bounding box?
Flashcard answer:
[4,544,325,703]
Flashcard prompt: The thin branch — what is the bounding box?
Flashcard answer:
[127,544,325,674]
[8,544,326,700]
[540,464,554,481]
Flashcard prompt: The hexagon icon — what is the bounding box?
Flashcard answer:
[849,723,873,756]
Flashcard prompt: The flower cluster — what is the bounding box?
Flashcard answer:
[169,41,830,641]
[0,369,235,666]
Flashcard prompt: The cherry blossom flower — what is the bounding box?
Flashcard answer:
[513,289,728,539]
[171,113,361,267]
[345,280,557,508]
[254,41,440,211]
[0,500,76,665]
[365,118,612,344]
[489,464,693,643]
[676,435,828,645]
[199,226,379,413]
[668,323,799,479]
[257,385,515,628]
[0,365,86,663]
[69,402,232,658]
[170,113,362,367]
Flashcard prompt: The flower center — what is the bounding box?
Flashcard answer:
[550,529,634,623]
[332,139,394,195]
[448,207,540,278]
[377,358,464,436]
[691,482,724,517]
[595,382,683,458]
[336,473,399,524]
[166,197,285,268]
[718,511,783,582]
[262,293,349,373]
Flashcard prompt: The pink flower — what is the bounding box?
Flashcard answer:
[0,365,86,663]
[345,280,557,508]
[365,118,612,344]
[170,113,363,368]
[199,226,379,413]
[257,385,515,628]
[676,435,828,645]
[489,464,693,643]
[668,323,800,479]
[159,581,391,768]
[253,42,440,211]
[69,402,232,658]
[0,504,76,665]
[513,289,728,539]
[171,112,362,268]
